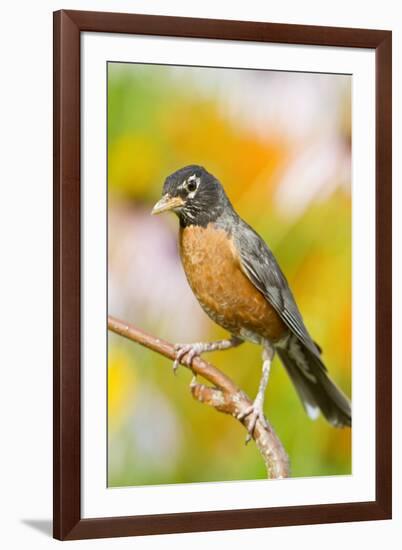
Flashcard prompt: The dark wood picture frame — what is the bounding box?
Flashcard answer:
[53,9,392,540]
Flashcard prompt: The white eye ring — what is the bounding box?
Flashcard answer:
[185,175,200,196]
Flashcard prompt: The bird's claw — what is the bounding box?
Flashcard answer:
[237,401,268,444]
[173,343,203,374]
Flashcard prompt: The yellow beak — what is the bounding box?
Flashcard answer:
[151,194,185,215]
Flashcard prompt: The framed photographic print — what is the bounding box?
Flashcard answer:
[53,10,392,540]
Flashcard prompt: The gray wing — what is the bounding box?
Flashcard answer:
[233,218,322,360]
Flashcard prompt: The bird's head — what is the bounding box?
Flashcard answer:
[151,165,232,227]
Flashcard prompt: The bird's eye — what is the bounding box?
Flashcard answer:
[187,180,197,193]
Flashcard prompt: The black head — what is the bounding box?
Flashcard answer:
[152,165,232,227]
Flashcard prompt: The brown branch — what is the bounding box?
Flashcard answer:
[108,315,290,479]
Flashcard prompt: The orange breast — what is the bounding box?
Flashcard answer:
[179,224,287,343]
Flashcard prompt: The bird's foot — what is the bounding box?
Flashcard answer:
[237,398,268,444]
[173,342,206,374]
[173,337,242,374]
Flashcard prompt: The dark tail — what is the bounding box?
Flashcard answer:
[276,334,351,428]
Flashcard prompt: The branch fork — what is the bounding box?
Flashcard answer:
[108,315,290,479]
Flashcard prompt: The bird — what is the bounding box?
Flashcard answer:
[152,165,351,438]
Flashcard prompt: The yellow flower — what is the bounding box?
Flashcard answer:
[108,347,137,432]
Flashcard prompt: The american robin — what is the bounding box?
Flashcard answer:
[152,165,351,437]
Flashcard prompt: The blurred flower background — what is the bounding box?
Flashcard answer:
[108,62,351,487]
